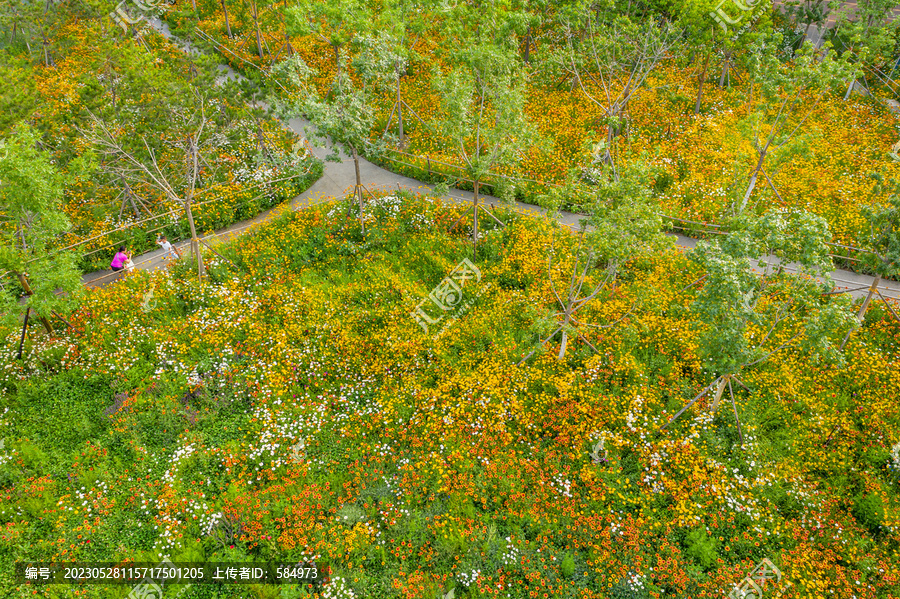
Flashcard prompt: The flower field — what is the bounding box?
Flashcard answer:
[4,17,323,272]
[1,193,898,597]
[163,4,900,251]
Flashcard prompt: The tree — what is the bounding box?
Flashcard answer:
[547,10,676,167]
[432,38,534,261]
[839,186,900,349]
[83,93,226,280]
[734,35,855,215]
[782,0,831,49]
[667,0,771,113]
[667,0,719,113]
[273,53,378,236]
[1,0,66,66]
[284,0,369,82]
[351,0,425,147]
[662,209,856,444]
[0,126,82,336]
[830,0,899,98]
[519,159,672,363]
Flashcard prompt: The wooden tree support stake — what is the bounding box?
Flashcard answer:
[17,307,30,360]
[661,381,716,431]
[199,238,240,270]
[481,205,506,228]
[447,206,473,233]
[51,310,73,329]
[822,423,841,447]
[728,377,744,446]
[840,275,882,350]
[875,289,900,324]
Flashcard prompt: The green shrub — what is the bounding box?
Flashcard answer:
[560,553,575,578]
[852,493,885,535]
[685,527,720,570]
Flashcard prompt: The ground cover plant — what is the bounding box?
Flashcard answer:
[162,0,900,255]
[0,193,898,598]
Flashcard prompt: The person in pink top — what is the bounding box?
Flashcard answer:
[110,246,130,272]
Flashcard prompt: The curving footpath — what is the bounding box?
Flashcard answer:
[81,19,900,303]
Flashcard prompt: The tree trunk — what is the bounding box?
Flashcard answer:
[843,78,855,100]
[719,52,731,88]
[352,146,364,236]
[396,72,404,144]
[710,376,727,412]
[22,26,31,54]
[222,0,233,38]
[41,29,51,67]
[472,179,480,262]
[840,275,881,350]
[252,0,264,59]
[742,171,760,213]
[17,273,53,334]
[739,148,768,214]
[128,192,142,218]
[558,329,568,360]
[184,198,204,280]
[16,224,26,250]
[524,26,531,64]
[124,181,142,218]
[603,110,618,165]
[695,49,711,115]
[256,118,271,160]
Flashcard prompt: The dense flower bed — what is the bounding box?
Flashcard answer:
[7,19,323,272]
[165,7,900,252]
[0,194,897,597]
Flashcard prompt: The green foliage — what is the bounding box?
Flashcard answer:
[0,125,83,329]
[560,552,575,578]
[584,157,674,267]
[430,36,535,188]
[734,34,856,214]
[685,527,720,570]
[285,0,369,62]
[689,209,855,376]
[859,186,900,279]
[852,493,886,535]
[273,53,380,190]
[830,0,899,67]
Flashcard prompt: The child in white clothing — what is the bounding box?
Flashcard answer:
[157,236,180,261]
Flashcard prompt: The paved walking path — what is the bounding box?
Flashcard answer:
[83,18,900,303]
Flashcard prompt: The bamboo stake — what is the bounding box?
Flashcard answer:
[822,423,841,447]
[447,206,472,232]
[51,310,74,329]
[875,289,900,324]
[17,274,53,334]
[472,180,480,262]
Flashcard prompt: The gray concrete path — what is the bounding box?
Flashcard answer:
[84,19,900,303]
